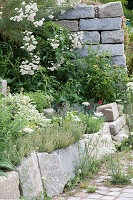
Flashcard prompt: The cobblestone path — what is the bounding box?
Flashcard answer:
[53,152,133,200]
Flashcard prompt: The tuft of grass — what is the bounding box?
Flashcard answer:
[87,186,98,193]
[109,173,131,186]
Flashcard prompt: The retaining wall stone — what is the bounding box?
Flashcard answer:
[111,55,126,68]
[79,18,122,31]
[82,31,100,44]
[57,20,78,32]
[96,102,119,122]
[17,151,43,200]
[75,44,124,57]
[0,80,7,96]
[101,30,124,44]
[0,171,20,199]
[113,125,130,142]
[59,5,95,20]
[99,1,123,18]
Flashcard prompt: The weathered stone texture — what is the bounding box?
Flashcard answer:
[99,1,123,18]
[79,18,122,31]
[96,102,119,122]
[58,5,95,20]
[101,30,124,44]
[117,104,124,116]
[75,44,124,57]
[17,151,43,200]
[0,171,20,199]
[0,80,7,96]
[113,125,129,142]
[37,152,67,197]
[82,31,100,44]
[111,55,126,68]
[109,115,127,136]
[57,20,78,32]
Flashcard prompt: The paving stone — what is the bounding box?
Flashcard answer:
[75,44,124,57]
[107,191,120,196]
[122,189,133,193]
[79,18,122,31]
[59,5,95,20]
[99,1,123,18]
[0,171,20,199]
[82,31,100,44]
[68,198,81,200]
[17,151,43,200]
[101,196,115,200]
[86,193,103,198]
[101,30,124,44]
[96,190,108,195]
[119,193,133,197]
[109,188,122,192]
[116,198,131,200]
[57,20,78,32]
[111,55,126,68]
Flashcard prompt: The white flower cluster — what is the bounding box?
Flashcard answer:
[69,31,83,49]
[20,31,40,75]
[47,56,64,71]
[127,82,133,90]
[10,1,45,27]
[65,111,81,122]
[5,93,51,130]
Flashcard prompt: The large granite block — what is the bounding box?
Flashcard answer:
[96,102,119,122]
[111,55,126,68]
[17,151,43,200]
[101,30,124,44]
[79,18,122,31]
[57,20,78,32]
[58,5,95,20]
[113,125,129,142]
[82,31,100,44]
[99,1,123,18]
[0,171,20,199]
[75,44,124,57]
[37,152,67,197]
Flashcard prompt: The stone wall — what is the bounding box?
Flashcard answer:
[0,80,7,96]
[57,1,126,68]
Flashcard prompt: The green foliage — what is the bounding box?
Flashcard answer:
[0,158,14,177]
[25,91,54,112]
[87,187,98,193]
[79,113,104,134]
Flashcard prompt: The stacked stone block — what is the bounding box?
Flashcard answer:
[0,80,7,96]
[58,1,126,68]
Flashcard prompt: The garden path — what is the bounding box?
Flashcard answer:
[53,151,133,200]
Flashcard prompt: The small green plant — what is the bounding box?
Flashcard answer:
[0,158,14,177]
[87,186,98,193]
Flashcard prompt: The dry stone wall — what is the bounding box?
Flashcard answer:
[58,1,126,68]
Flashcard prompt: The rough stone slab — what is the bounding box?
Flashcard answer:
[57,20,78,32]
[96,102,119,122]
[37,152,68,197]
[17,151,43,200]
[79,18,122,31]
[82,31,100,44]
[58,5,95,20]
[0,171,20,199]
[75,44,124,57]
[101,30,124,44]
[111,55,126,68]
[117,104,124,116]
[113,125,129,142]
[0,80,7,96]
[109,115,127,136]
[99,1,123,18]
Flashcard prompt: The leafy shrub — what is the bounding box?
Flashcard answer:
[25,91,54,112]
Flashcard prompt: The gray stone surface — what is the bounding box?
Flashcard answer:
[57,20,78,32]
[111,55,126,68]
[79,18,122,31]
[96,102,119,122]
[58,5,95,20]
[99,1,123,18]
[114,125,130,142]
[0,171,20,199]
[75,44,124,57]
[101,30,124,44]
[117,104,124,116]
[109,115,127,136]
[0,80,7,96]
[37,152,67,197]
[17,151,43,200]
[82,31,100,44]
